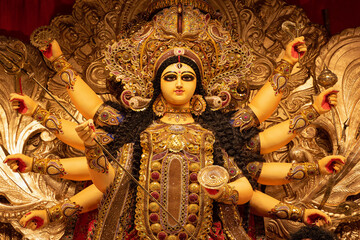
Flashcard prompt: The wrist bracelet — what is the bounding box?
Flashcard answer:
[285,162,320,181]
[289,105,320,133]
[246,161,263,181]
[246,134,261,153]
[32,157,67,178]
[32,105,63,134]
[269,60,294,95]
[52,55,77,90]
[231,106,260,132]
[85,144,109,173]
[216,184,239,205]
[93,103,124,126]
[46,199,82,223]
[268,202,304,222]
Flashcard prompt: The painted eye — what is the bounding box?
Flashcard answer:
[181,74,195,81]
[163,74,177,81]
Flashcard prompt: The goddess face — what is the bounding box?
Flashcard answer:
[160,63,197,108]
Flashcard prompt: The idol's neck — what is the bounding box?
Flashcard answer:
[160,102,194,124]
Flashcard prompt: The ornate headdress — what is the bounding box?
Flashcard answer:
[104,4,254,111]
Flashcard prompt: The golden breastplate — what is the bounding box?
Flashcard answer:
[135,122,215,239]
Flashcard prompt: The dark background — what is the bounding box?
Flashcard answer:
[0,0,359,42]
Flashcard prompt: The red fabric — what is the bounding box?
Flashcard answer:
[72,209,98,240]
[247,213,256,240]
[208,221,226,240]
[285,0,360,35]
[0,0,75,42]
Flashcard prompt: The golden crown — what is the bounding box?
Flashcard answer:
[104,4,254,111]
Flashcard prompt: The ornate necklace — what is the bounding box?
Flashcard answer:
[164,108,191,123]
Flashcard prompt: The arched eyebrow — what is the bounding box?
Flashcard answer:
[181,71,195,76]
[162,71,177,76]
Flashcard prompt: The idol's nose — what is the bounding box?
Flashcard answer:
[175,75,183,88]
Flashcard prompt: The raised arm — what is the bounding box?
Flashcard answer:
[40,40,103,119]
[259,87,338,154]
[10,93,121,151]
[248,37,307,123]
[10,93,86,150]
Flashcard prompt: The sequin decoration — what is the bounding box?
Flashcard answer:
[94,103,124,126]
[47,199,82,223]
[268,202,304,222]
[285,162,320,180]
[289,105,320,133]
[32,157,67,177]
[85,145,109,173]
[231,106,259,132]
[59,68,77,90]
[32,105,63,134]
[269,60,293,96]
[246,161,263,180]
[135,122,214,239]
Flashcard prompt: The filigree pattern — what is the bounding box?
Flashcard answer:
[1,0,357,239]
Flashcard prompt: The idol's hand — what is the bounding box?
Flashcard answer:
[203,186,224,200]
[303,209,331,227]
[318,155,345,174]
[312,87,338,115]
[19,210,49,230]
[39,39,63,61]
[75,119,97,147]
[3,154,33,173]
[282,36,307,65]
[9,93,38,116]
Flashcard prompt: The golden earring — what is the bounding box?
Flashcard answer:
[153,95,167,117]
[190,95,206,116]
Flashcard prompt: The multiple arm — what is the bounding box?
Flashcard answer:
[259,89,338,154]
[41,40,104,119]
[5,36,345,232]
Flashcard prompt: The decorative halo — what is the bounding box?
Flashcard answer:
[30,26,59,49]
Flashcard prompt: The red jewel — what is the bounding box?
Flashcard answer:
[188,214,197,223]
[158,232,167,240]
[189,193,199,203]
[190,173,197,182]
[151,171,160,180]
[151,191,160,200]
[178,232,188,240]
[149,213,159,222]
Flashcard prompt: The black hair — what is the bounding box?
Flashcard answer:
[290,225,338,240]
[102,54,264,230]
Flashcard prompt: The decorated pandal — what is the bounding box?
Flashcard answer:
[0,0,359,239]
